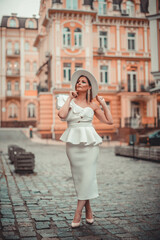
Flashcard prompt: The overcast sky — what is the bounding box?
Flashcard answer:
[0,0,40,21]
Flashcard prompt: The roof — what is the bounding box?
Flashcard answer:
[0,16,38,29]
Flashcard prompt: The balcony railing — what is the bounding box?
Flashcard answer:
[6,90,20,98]
[6,69,20,77]
[6,49,20,56]
[125,117,157,128]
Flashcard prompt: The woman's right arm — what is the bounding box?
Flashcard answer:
[58,91,77,119]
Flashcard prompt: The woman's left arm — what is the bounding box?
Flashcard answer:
[93,96,113,125]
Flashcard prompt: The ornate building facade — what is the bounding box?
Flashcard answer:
[0,14,39,127]
[34,0,160,141]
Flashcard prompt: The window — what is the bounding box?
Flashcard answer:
[27,103,36,118]
[63,28,71,47]
[100,101,110,111]
[7,61,12,69]
[113,3,120,11]
[75,63,83,72]
[126,0,135,16]
[99,31,107,49]
[10,19,16,27]
[14,42,20,54]
[66,0,78,9]
[26,81,30,90]
[14,62,19,69]
[98,0,107,15]
[63,63,71,82]
[25,62,30,72]
[25,42,30,51]
[127,72,137,92]
[7,81,11,91]
[7,42,12,55]
[100,66,108,84]
[28,20,34,28]
[33,82,37,90]
[15,81,19,91]
[74,28,82,48]
[33,47,37,51]
[8,103,18,118]
[128,33,135,50]
[33,62,37,72]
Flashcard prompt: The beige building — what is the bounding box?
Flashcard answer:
[0,14,39,127]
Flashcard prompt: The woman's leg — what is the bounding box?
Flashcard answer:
[73,200,87,223]
[85,200,93,219]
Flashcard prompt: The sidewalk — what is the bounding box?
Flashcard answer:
[0,129,160,240]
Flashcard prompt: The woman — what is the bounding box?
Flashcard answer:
[57,69,113,228]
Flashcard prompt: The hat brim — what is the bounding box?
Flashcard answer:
[71,69,98,98]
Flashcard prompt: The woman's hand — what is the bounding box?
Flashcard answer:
[69,91,78,99]
[96,95,106,106]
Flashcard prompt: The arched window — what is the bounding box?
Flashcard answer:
[27,103,36,118]
[63,28,71,47]
[10,19,16,27]
[66,0,78,9]
[126,0,135,16]
[25,61,30,72]
[25,42,30,51]
[28,20,34,28]
[8,103,18,118]
[33,62,37,72]
[74,28,82,47]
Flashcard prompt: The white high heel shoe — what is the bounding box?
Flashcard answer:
[86,218,94,224]
[71,221,81,228]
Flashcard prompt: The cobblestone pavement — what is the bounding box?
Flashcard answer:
[0,129,160,240]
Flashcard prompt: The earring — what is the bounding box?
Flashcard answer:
[87,89,90,103]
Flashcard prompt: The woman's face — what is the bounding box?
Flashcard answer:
[76,76,91,93]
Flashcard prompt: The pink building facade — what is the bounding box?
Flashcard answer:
[0,14,39,127]
[34,0,160,141]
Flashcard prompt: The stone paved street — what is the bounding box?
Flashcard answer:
[0,129,160,240]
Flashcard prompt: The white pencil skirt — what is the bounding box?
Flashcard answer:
[66,143,99,200]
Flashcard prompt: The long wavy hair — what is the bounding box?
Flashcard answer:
[76,75,92,102]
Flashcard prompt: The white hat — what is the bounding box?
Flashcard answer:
[71,69,98,98]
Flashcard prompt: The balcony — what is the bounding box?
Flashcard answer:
[6,69,20,78]
[125,117,157,129]
[6,90,20,99]
[6,49,20,57]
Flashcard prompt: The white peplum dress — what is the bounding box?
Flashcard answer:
[57,95,102,200]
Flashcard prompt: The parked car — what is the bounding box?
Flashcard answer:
[139,130,160,146]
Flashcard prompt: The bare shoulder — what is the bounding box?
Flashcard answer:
[90,102,100,111]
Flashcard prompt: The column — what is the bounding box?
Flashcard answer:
[20,29,25,97]
[145,61,148,88]
[117,60,121,85]
[116,24,120,52]
[1,28,6,97]
[55,20,61,87]
[85,15,93,71]
[144,26,148,53]
[51,20,55,88]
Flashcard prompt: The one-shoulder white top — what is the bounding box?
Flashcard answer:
[57,95,102,146]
